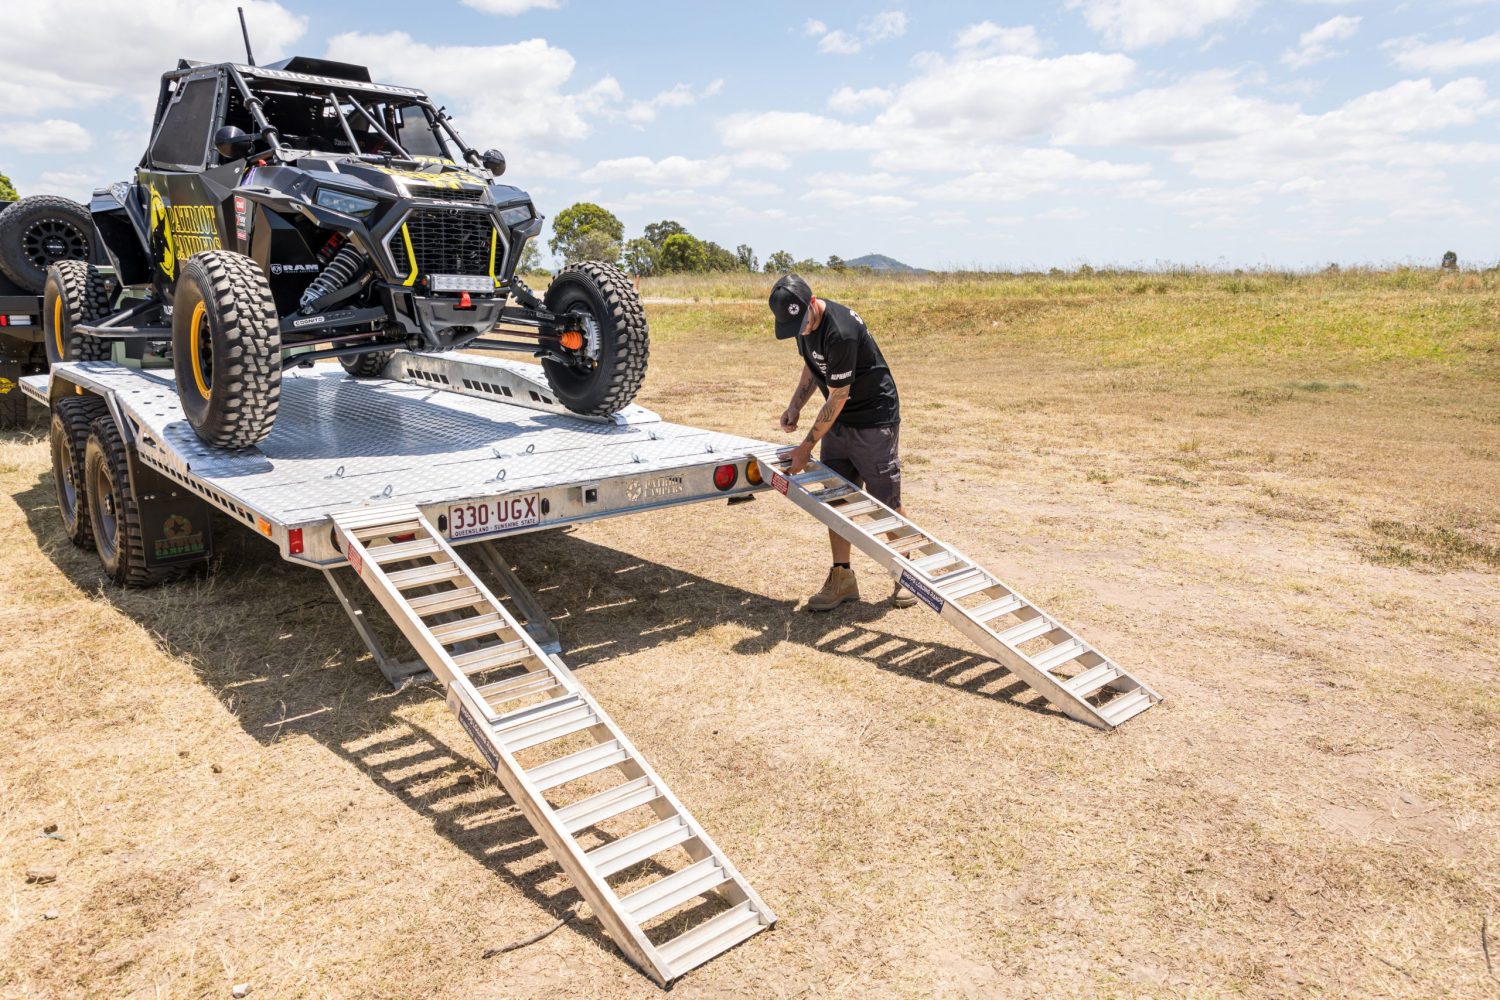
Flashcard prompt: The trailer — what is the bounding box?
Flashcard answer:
[21,351,1160,985]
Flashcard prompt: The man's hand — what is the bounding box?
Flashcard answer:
[779,406,799,433]
[787,439,815,474]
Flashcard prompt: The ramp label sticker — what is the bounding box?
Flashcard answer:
[771,471,789,495]
[457,702,500,770]
[897,570,945,614]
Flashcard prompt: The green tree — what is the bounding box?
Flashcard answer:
[644,219,688,249]
[702,241,740,272]
[622,237,659,276]
[517,240,542,274]
[793,258,822,273]
[549,202,624,263]
[826,254,846,271]
[658,233,708,273]
[735,243,757,272]
[764,250,794,274]
[0,171,16,201]
[1441,250,1458,271]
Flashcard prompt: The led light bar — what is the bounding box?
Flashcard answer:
[429,274,494,293]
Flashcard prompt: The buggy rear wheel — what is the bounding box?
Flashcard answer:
[340,349,395,379]
[43,260,114,365]
[541,261,649,416]
[50,395,106,549]
[171,250,281,449]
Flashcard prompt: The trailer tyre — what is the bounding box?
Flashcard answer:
[83,415,184,587]
[171,250,281,449]
[339,349,395,378]
[50,395,107,549]
[541,261,649,416]
[0,196,94,294]
[43,260,114,365]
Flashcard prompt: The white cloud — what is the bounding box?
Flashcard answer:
[461,0,561,13]
[955,22,1042,57]
[1071,0,1257,50]
[805,171,908,190]
[580,155,731,187]
[624,80,722,126]
[0,119,93,154]
[801,188,917,212]
[1386,32,1500,73]
[731,150,792,171]
[827,86,893,114]
[34,170,111,197]
[805,10,909,56]
[923,149,1148,202]
[1283,15,1360,68]
[0,0,305,110]
[325,32,622,158]
[719,111,878,152]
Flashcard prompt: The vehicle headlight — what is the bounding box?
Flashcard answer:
[315,188,381,217]
[498,204,533,228]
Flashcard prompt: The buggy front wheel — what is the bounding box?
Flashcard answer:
[541,261,649,416]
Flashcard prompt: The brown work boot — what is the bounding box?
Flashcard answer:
[806,566,859,611]
[892,582,918,608]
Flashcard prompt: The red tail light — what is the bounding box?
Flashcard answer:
[288,528,304,555]
[713,464,738,490]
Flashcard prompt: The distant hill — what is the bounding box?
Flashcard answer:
[845,253,927,273]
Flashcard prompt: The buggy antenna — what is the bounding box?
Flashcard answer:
[237,6,256,66]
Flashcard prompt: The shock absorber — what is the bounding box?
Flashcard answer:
[299,241,367,312]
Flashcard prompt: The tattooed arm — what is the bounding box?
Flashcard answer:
[780,364,819,432]
[787,384,850,472]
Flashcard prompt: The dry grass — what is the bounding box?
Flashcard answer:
[2,270,1498,998]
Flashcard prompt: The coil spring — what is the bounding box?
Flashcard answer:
[299,244,365,311]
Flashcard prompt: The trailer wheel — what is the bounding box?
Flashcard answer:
[340,349,395,378]
[0,196,94,294]
[49,395,107,549]
[171,250,281,449]
[43,260,114,365]
[541,261,649,416]
[83,415,183,587]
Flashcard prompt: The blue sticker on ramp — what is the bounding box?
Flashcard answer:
[457,702,500,771]
[898,570,945,613]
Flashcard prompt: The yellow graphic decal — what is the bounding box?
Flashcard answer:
[149,187,177,281]
[165,205,221,260]
[400,224,418,286]
[368,162,484,190]
[488,226,499,287]
[0,376,14,395]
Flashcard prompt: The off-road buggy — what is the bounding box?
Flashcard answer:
[46,55,647,448]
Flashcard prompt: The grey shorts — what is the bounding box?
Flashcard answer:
[821,423,901,508]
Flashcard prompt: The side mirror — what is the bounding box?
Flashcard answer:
[482,148,506,177]
[214,125,256,160]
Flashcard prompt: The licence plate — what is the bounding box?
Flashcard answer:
[448,494,541,539]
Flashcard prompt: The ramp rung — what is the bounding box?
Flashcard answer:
[586,816,693,878]
[815,485,859,503]
[500,702,599,752]
[407,586,485,616]
[832,500,879,518]
[555,776,660,834]
[969,594,1025,623]
[387,561,464,589]
[368,537,443,563]
[620,857,728,924]
[947,576,998,601]
[792,469,840,485]
[1031,638,1088,673]
[1100,690,1153,727]
[884,533,928,553]
[1064,662,1120,698]
[476,667,561,703]
[527,739,631,791]
[933,568,984,594]
[453,640,533,674]
[911,551,961,573]
[865,516,905,535]
[350,519,423,539]
[656,900,762,976]
[997,616,1054,646]
[429,612,512,645]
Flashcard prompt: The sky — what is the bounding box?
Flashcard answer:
[1,0,1497,270]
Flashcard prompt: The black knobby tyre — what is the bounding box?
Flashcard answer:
[0,196,94,294]
[83,415,184,587]
[49,396,107,549]
[541,261,649,416]
[43,260,114,366]
[339,349,395,379]
[171,250,282,449]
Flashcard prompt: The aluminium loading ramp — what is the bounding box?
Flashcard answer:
[754,451,1163,730]
[331,505,775,984]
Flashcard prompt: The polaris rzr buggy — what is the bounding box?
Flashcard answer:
[45,55,647,448]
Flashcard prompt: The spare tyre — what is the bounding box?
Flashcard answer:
[0,195,95,294]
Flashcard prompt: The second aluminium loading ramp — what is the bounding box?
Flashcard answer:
[754,452,1162,730]
[330,505,775,986]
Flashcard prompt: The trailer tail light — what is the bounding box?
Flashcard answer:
[745,459,763,485]
[391,532,416,543]
[288,527,304,555]
[712,463,738,491]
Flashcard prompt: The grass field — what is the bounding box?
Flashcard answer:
[2,270,1498,998]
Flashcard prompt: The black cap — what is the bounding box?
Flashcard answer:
[769,274,812,340]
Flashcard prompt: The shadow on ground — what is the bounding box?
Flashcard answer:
[10,464,1049,965]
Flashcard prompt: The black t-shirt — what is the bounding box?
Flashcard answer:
[795,299,900,427]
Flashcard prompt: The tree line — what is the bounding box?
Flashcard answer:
[543,202,852,276]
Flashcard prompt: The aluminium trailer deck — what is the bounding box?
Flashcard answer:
[22,351,1161,984]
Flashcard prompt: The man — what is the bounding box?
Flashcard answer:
[770,273,916,611]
